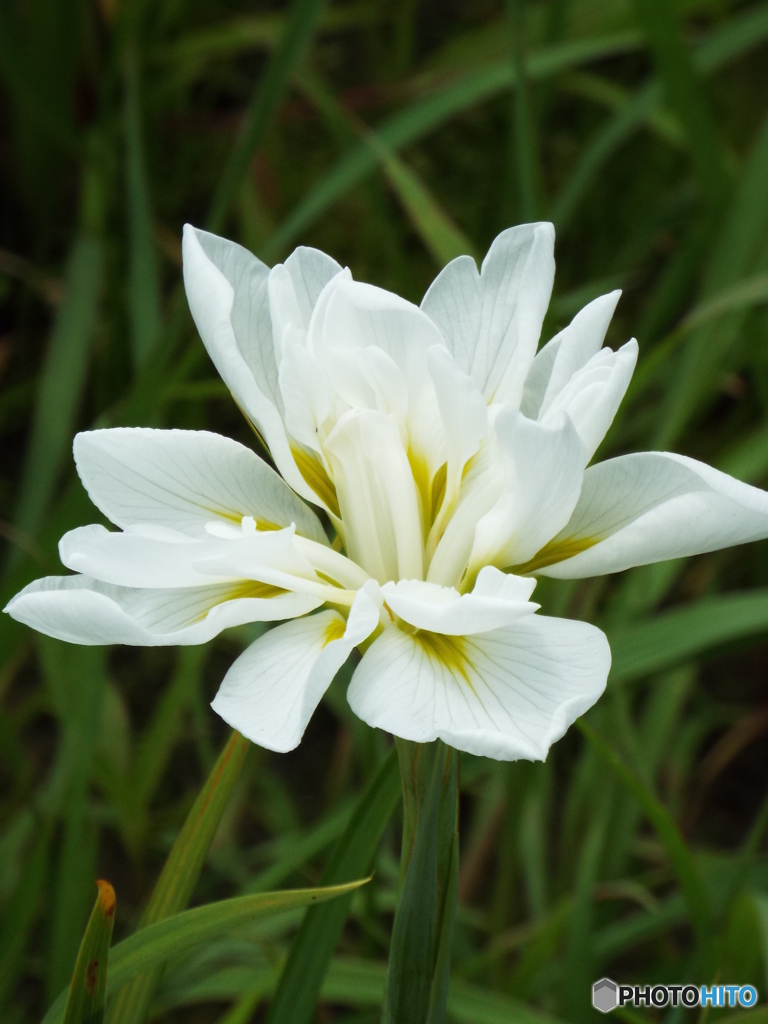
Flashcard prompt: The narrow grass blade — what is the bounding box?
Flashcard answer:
[124,42,161,368]
[655,112,768,448]
[631,0,729,207]
[265,747,400,1024]
[505,0,541,221]
[207,0,325,233]
[261,32,641,260]
[39,642,109,1003]
[553,4,768,233]
[45,881,365,1024]
[295,71,477,267]
[384,741,459,1024]
[5,233,102,575]
[608,589,768,684]
[0,825,51,1012]
[62,881,116,1024]
[577,721,713,965]
[106,729,250,1024]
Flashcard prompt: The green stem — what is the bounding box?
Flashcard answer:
[384,739,459,1024]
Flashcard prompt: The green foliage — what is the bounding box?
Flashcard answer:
[62,881,116,1024]
[2,1,768,1022]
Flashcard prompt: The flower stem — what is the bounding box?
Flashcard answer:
[384,739,459,1024]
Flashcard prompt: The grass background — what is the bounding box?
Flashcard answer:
[2,0,768,1021]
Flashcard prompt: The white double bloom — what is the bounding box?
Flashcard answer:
[8,223,768,760]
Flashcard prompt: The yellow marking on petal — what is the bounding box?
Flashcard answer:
[291,445,340,518]
[323,617,347,645]
[189,580,287,623]
[254,519,282,532]
[508,536,598,575]
[413,631,474,691]
[430,462,447,525]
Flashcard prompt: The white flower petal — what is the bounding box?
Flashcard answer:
[541,339,638,463]
[382,567,537,635]
[182,225,316,504]
[4,575,320,646]
[421,223,555,407]
[538,452,768,578]
[60,523,317,590]
[74,427,328,543]
[522,290,622,419]
[211,583,381,752]
[60,525,232,587]
[470,411,585,572]
[324,410,424,584]
[324,278,446,477]
[347,613,610,760]
[269,246,344,350]
[426,346,488,546]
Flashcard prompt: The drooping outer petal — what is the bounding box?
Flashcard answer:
[347,613,610,760]
[182,225,318,505]
[74,428,328,544]
[212,583,381,752]
[4,575,321,646]
[381,567,537,635]
[534,452,768,578]
[421,223,555,407]
[59,523,319,590]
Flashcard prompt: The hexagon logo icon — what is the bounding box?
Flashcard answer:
[592,978,618,1013]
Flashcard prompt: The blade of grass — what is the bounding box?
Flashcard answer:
[295,71,478,266]
[631,0,729,208]
[106,729,250,1024]
[39,642,108,1003]
[577,720,713,966]
[206,0,325,234]
[5,228,103,575]
[0,824,51,1012]
[505,0,542,221]
[655,111,768,448]
[62,881,116,1024]
[261,31,642,261]
[552,2,768,232]
[124,41,162,369]
[608,588,768,684]
[264,746,400,1024]
[45,881,367,1024]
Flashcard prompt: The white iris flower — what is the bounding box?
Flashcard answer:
[8,223,768,760]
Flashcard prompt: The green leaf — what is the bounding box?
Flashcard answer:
[577,721,713,967]
[106,729,250,1024]
[261,31,641,261]
[0,824,51,1012]
[608,589,768,684]
[156,954,569,1024]
[5,231,102,575]
[552,3,768,232]
[655,109,768,448]
[40,642,109,1003]
[206,0,325,233]
[124,42,162,369]
[384,740,459,1024]
[631,0,729,207]
[264,747,401,1024]
[62,881,116,1024]
[295,71,477,267]
[45,881,367,1024]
